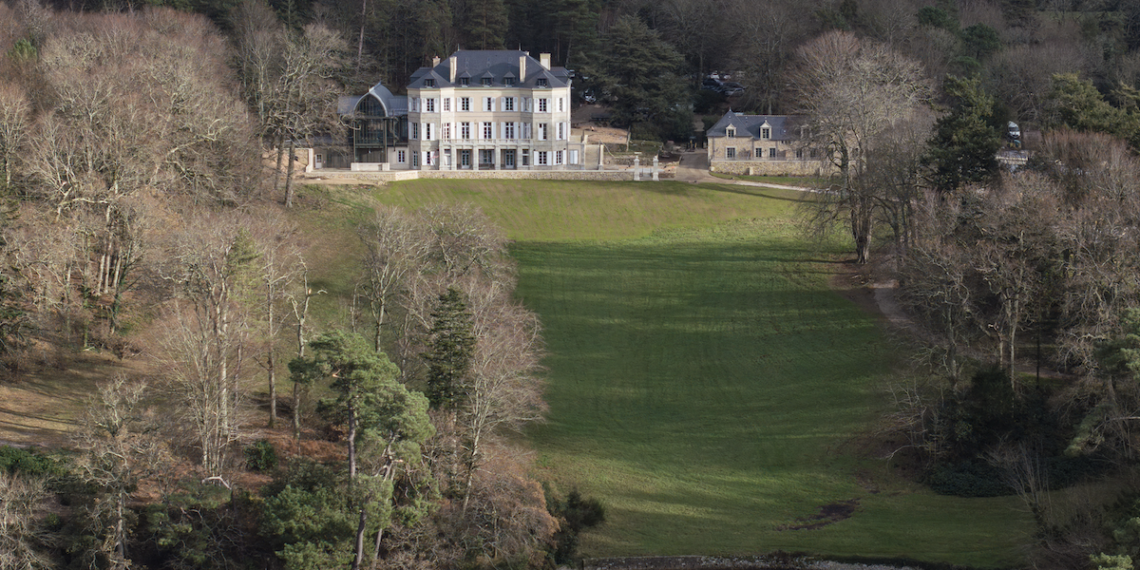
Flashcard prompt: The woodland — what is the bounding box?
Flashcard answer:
[3,0,1140,568]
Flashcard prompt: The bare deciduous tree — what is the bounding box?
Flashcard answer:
[72,375,170,570]
[0,470,50,570]
[792,30,929,263]
[158,213,260,476]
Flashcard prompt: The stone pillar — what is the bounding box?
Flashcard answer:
[494,146,500,170]
[652,156,659,181]
[473,148,480,171]
[633,156,640,182]
[598,145,605,170]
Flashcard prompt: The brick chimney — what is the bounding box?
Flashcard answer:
[540,53,551,70]
[449,55,457,83]
[519,55,526,81]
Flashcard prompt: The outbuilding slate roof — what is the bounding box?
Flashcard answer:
[406,50,572,90]
[706,110,803,141]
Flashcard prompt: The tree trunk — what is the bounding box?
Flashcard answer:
[284,139,297,208]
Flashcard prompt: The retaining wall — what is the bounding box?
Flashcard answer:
[304,169,637,183]
[709,160,829,177]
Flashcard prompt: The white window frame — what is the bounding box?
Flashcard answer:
[483,122,493,139]
[397,150,406,163]
[426,98,435,112]
[558,122,565,140]
[504,122,515,139]
[461,97,471,111]
[539,98,548,113]
[444,123,452,140]
[726,147,736,159]
[485,97,494,112]
[461,122,471,140]
[424,123,432,140]
[411,123,419,140]
[537,151,548,165]
[538,123,548,140]
[504,97,515,111]
[443,98,451,111]
[555,150,563,165]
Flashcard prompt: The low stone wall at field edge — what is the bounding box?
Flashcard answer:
[304,169,637,183]
[582,556,925,570]
[709,160,828,177]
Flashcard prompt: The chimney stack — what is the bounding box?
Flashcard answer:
[519,55,527,82]
[540,53,551,70]
[432,56,440,67]
[449,55,457,83]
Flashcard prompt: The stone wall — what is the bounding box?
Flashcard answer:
[304,169,637,184]
[709,160,829,177]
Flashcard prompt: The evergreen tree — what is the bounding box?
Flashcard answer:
[423,288,475,411]
[925,75,1002,193]
[585,15,686,131]
[462,0,509,50]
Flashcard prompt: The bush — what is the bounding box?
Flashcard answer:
[547,488,606,564]
[0,445,65,477]
[926,460,1011,497]
[244,439,278,473]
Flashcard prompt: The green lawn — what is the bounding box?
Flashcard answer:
[303,180,1032,567]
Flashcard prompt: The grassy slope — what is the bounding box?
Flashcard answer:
[298,180,1030,568]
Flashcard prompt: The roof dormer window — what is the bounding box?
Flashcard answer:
[504,77,515,87]
[424,79,435,88]
[761,126,770,139]
[459,77,469,86]
[726,127,735,137]
[481,77,493,86]
[536,78,548,87]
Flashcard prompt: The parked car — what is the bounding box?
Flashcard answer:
[1007,121,1021,141]
[720,81,745,96]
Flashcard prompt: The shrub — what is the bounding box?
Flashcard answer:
[244,439,278,473]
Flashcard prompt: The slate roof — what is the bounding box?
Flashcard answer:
[706,110,804,141]
[338,81,408,117]
[406,50,572,90]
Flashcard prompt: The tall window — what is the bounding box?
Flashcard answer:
[558,123,565,140]
[425,151,433,165]
[443,98,451,111]
[461,122,471,139]
[558,97,564,112]
[726,127,735,137]
[426,98,435,112]
[769,148,776,158]
[484,97,494,112]
[504,122,515,139]
[726,147,736,159]
[444,123,452,139]
[411,123,419,139]
[555,150,563,164]
[483,122,493,139]
[397,150,406,163]
[504,97,515,111]
[761,127,770,139]
[424,123,432,140]
[461,97,471,111]
[538,98,548,112]
[537,151,548,165]
[538,123,548,140]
